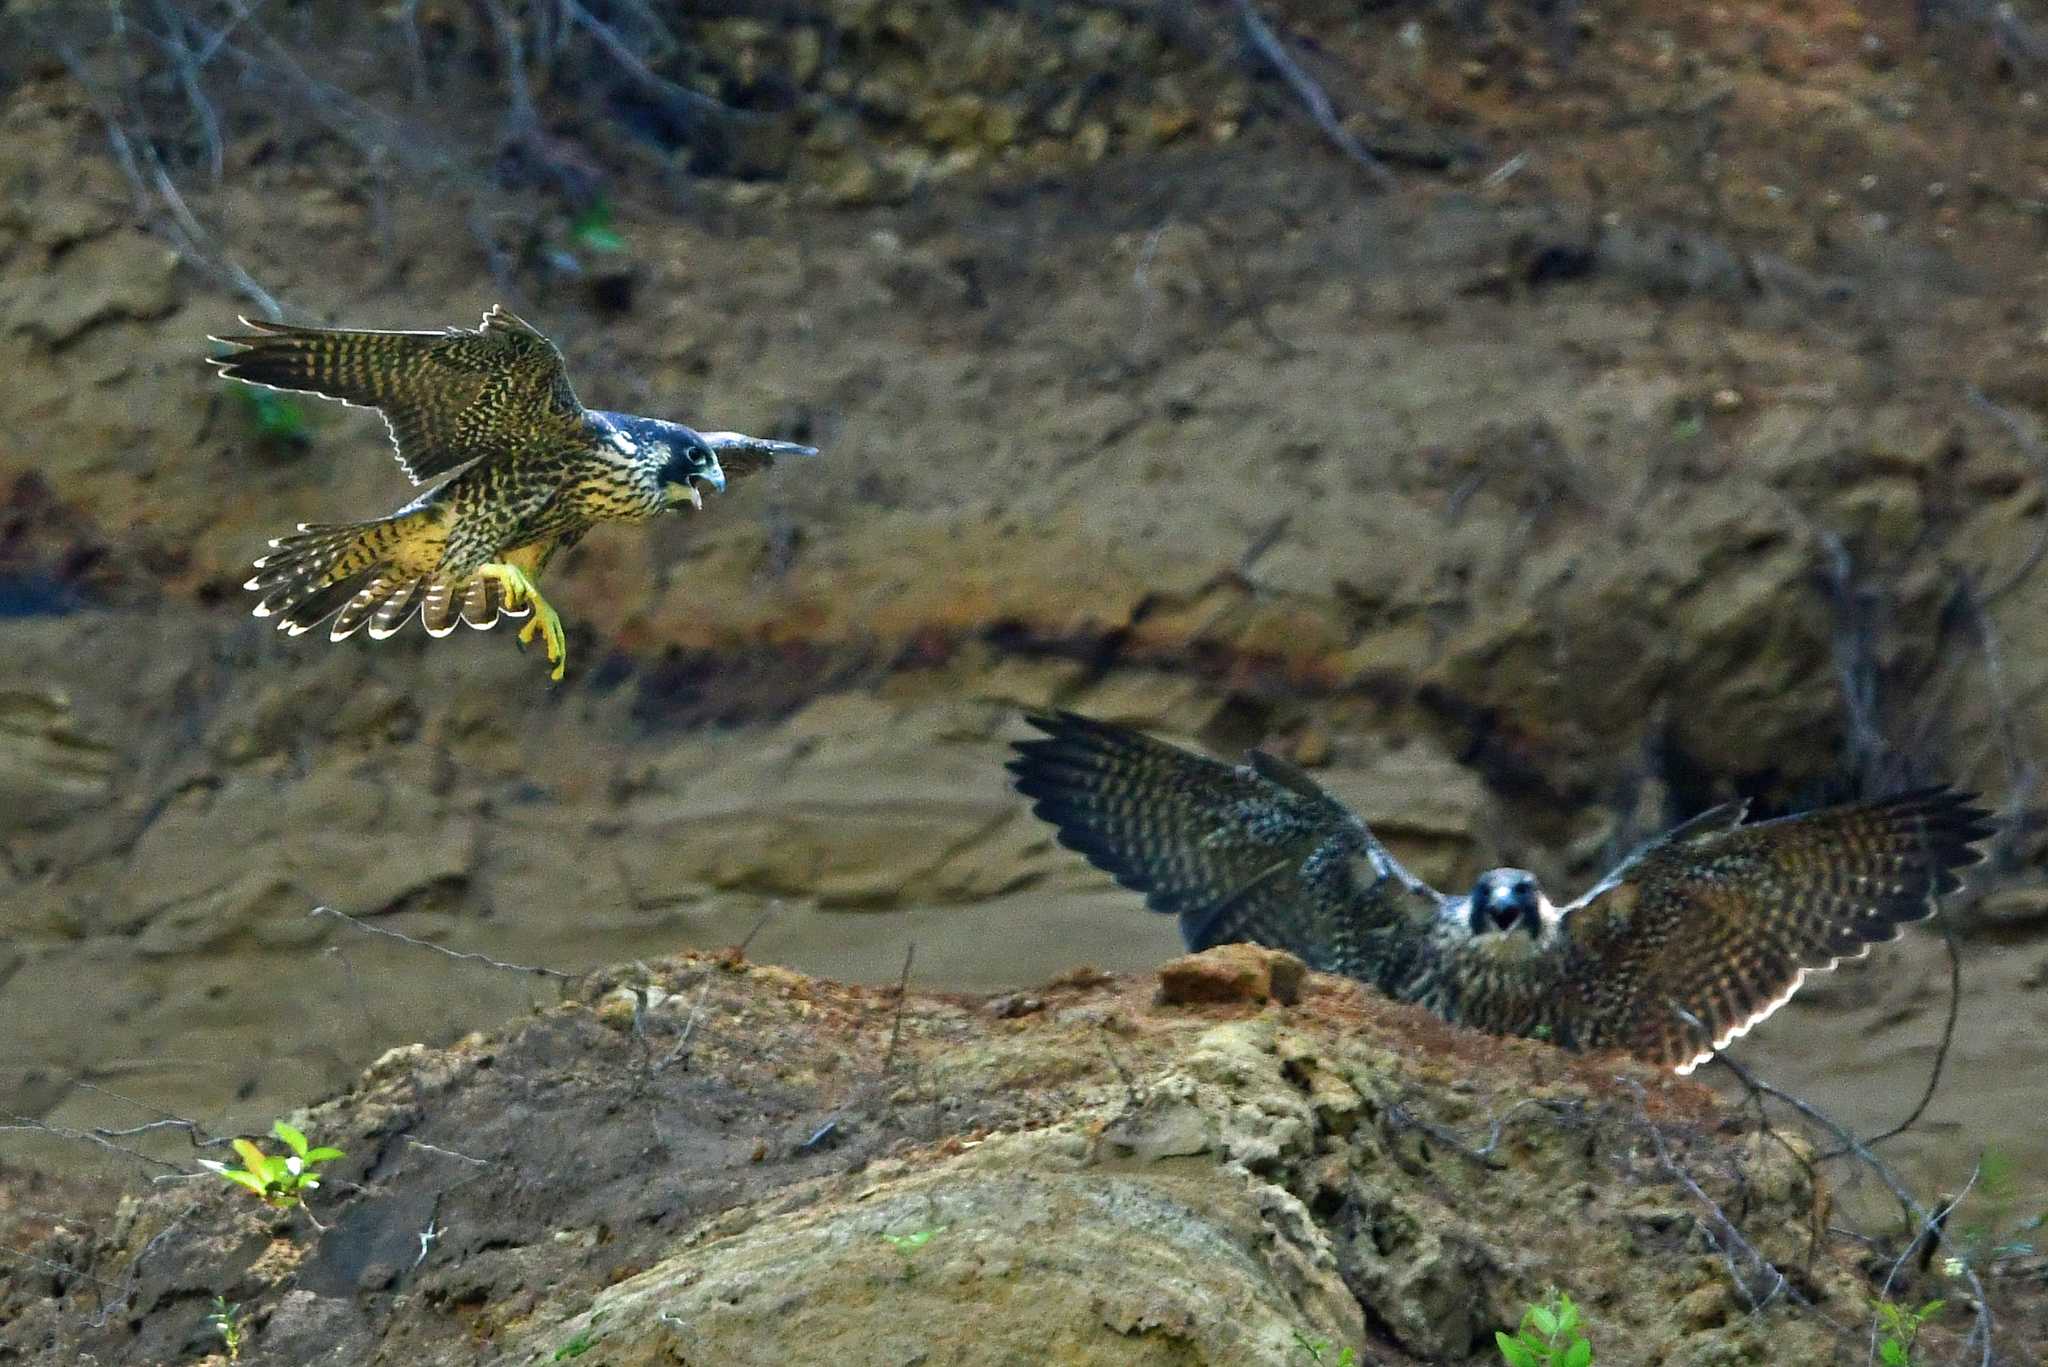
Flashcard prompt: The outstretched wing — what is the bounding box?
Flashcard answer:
[209,305,586,483]
[1501,787,1991,1074]
[1007,711,1446,983]
[701,432,820,484]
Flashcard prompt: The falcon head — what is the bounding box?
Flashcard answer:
[653,425,726,510]
[1466,868,1546,937]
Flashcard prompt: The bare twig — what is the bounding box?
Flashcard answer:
[145,0,226,182]
[0,1115,188,1174]
[72,1082,237,1154]
[477,0,540,140]
[1620,1078,1799,1316]
[883,943,916,1070]
[1870,1164,1978,1364]
[1826,899,1962,1155]
[1233,0,1396,191]
[559,0,739,126]
[41,29,283,321]
[402,1137,489,1166]
[1710,1054,1996,1364]
[736,903,781,958]
[655,974,715,1073]
[309,905,575,981]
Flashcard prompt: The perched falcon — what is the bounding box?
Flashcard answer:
[1008,711,1992,1074]
[211,307,817,680]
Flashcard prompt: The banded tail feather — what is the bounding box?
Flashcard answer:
[245,509,520,643]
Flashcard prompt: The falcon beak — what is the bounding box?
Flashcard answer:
[682,484,704,510]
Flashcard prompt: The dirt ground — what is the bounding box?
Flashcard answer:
[7,947,2046,1365]
[4,0,2048,1356]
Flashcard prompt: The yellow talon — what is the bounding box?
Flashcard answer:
[476,563,568,682]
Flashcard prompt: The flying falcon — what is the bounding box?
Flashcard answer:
[1008,711,1991,1074]
[212,306,817,681]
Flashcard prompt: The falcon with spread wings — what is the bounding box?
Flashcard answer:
[212,306,817,680]
[1009,711,1991,1073]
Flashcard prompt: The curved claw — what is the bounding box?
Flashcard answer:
[476,563,568,682]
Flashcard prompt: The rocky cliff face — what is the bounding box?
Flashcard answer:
[6,947,2011,1365]
[2,0,2047,1343]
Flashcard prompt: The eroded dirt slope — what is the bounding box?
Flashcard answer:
[10,947,2044,1365]
[2,0,2047,1234]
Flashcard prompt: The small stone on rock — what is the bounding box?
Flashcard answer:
[1155,944,1306,1008]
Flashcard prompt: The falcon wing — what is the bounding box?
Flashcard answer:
[1521,786,1991,1073]
[209,305,586,484]
[1007,711,1446,980]
[700,432,820,484]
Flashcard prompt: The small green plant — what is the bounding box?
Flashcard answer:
[231,384,311,447]
[200,1120,343,1212]
[553,1309,607,1360]
[569,197,627,255]
[1291,1329,1358,1364]
[1497,1289,1593,1367]
[1874,1297,1944,1366]
[205,1296,243,1361]
[1953,1147,2047,1266]
[881,1225,946,1278]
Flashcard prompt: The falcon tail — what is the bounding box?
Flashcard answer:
[245,512,524,642]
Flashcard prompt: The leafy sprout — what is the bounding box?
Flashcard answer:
[231,384,311,447]
[1497,1289,1593,1367]
[1874,1298,1945,1366]
[570,197,627,255]
[206,1296,243,1362]
[1291,1330,1358,1364]
[199,1120,343,1212]
[881,1225,947,1278]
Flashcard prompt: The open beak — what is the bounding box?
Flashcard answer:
[681,484,704,510]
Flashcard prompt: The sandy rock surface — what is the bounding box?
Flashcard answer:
[2,2,2047,1349]
[7,949,1983,1365]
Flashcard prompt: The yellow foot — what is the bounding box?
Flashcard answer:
[475,563,568,682]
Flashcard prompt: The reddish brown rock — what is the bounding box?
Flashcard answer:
[1156,943,1307,1007]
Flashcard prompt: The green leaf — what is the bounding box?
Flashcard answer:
[1879,1341,1907,1366]
[1916,1299,1945,1321]
[1496,1332,1530,1367]
[231,1139,269,1173]
[1555,1297,1579,1335]
[1529,1306,1558,1339]
[303,1146,344,1164]
[273,1121,310,1157]
[220,1170,268,1196]
[1563,1339,1592,1367]
[570,199,626,255]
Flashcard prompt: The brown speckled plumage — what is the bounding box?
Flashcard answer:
[212,306,816,677]
[1010,711,1992,1074]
